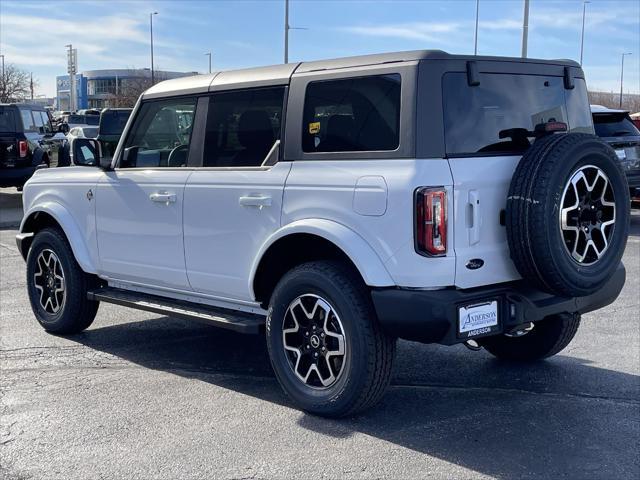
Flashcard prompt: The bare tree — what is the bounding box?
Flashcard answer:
[108,69,172,108]
[0,64,36,103]
[588,90,640,113]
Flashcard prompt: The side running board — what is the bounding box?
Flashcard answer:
[87,287,265,334]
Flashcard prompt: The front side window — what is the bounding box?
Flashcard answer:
[32,110,44,130]
[302,74,401,153]
[120,97,197,168]
[19,109,36,132]
[202,87,284,167]
[38,112,52,133]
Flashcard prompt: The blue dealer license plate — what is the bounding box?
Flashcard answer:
[458,301,499,338]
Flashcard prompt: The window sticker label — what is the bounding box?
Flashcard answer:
[309,122,321,135]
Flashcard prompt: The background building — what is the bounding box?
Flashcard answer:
[56,68,197,110]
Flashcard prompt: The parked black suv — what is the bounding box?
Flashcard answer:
[0,104,65,189]
[96,108,132,161]
[591,105,640,197]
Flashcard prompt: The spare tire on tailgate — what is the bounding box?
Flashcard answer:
[506,133,629,297]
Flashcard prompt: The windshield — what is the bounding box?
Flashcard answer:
[443,73,593,155]
[99,110,132,135]
[593,113,640,137]
[82,127,99,138]
[0,107,17,132]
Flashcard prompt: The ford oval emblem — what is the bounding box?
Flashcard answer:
[466,258,484,270]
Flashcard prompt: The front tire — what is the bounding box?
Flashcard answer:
[266,261,395,418]
[26,227,99,334]
[481,313,580,362]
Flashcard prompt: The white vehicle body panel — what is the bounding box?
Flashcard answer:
[95,169,192,290]
[448,156,522,288]
[183,162,292,300]
[20,167,101,273]
[281,159,456,288]
[249,217,396,297]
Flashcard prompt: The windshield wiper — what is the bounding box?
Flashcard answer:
[611,130,632,137]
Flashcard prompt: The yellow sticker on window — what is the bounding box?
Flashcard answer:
[309,122,321,135]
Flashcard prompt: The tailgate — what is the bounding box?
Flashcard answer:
[448,155,521,288]
[0,135,18,168]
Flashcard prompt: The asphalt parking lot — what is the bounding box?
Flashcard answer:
[0,209,638,479]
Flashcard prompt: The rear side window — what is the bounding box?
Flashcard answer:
[19,109,36,132]
[302,74,401,153]
[0,108,16,132]
[443,73,593,156]
[32,110,44,129]
[593,113,640,137]
[202,87,284,167]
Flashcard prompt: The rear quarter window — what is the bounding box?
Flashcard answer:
[302,74,401,153]
[443,73,593,156]
[0,108,17,132]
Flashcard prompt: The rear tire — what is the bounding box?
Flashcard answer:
[266,261,396,418]
[26,227,99,334]
[481,313,580,362]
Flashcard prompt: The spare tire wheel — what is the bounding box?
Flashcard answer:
[506,133,629,297]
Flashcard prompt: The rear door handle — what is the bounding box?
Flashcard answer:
[149,192,176,204]
[469,190,481,245]
[239,195,272,208]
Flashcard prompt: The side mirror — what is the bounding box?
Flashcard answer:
[72,138,101,167]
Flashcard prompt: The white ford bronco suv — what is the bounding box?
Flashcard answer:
[16,51,629,417]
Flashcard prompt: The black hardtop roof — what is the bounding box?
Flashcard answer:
[0,103,47,110]
[142,49,582,99]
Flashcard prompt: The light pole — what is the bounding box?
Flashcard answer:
[284,0,289,63]
[204,52,212,74]
[521,0,530,58]
[150,12,158,85]
[284,0,307,64]
[0,55,5,99]
[474,0,480,55]
[619,52,632,108]
[580,1,590,65]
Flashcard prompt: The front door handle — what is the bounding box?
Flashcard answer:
[149,192,177,204]
[239,195,272,208]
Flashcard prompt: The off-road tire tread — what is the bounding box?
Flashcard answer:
[482,313,581,361]
[268,261,395,417]
[27,227,99,334]
[507,133,628,296]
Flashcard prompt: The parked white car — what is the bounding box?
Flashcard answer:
[66,126,99,140]
[16,50,629,417]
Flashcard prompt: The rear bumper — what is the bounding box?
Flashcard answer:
[0,166,37,188]
[371,263,626,345]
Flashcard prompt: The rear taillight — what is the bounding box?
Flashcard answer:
[415,187,447,256]
[18,140,28,158]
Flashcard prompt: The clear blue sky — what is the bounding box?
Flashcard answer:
[1,0,638,98]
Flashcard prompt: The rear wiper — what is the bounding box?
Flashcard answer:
[611,130,632,137]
